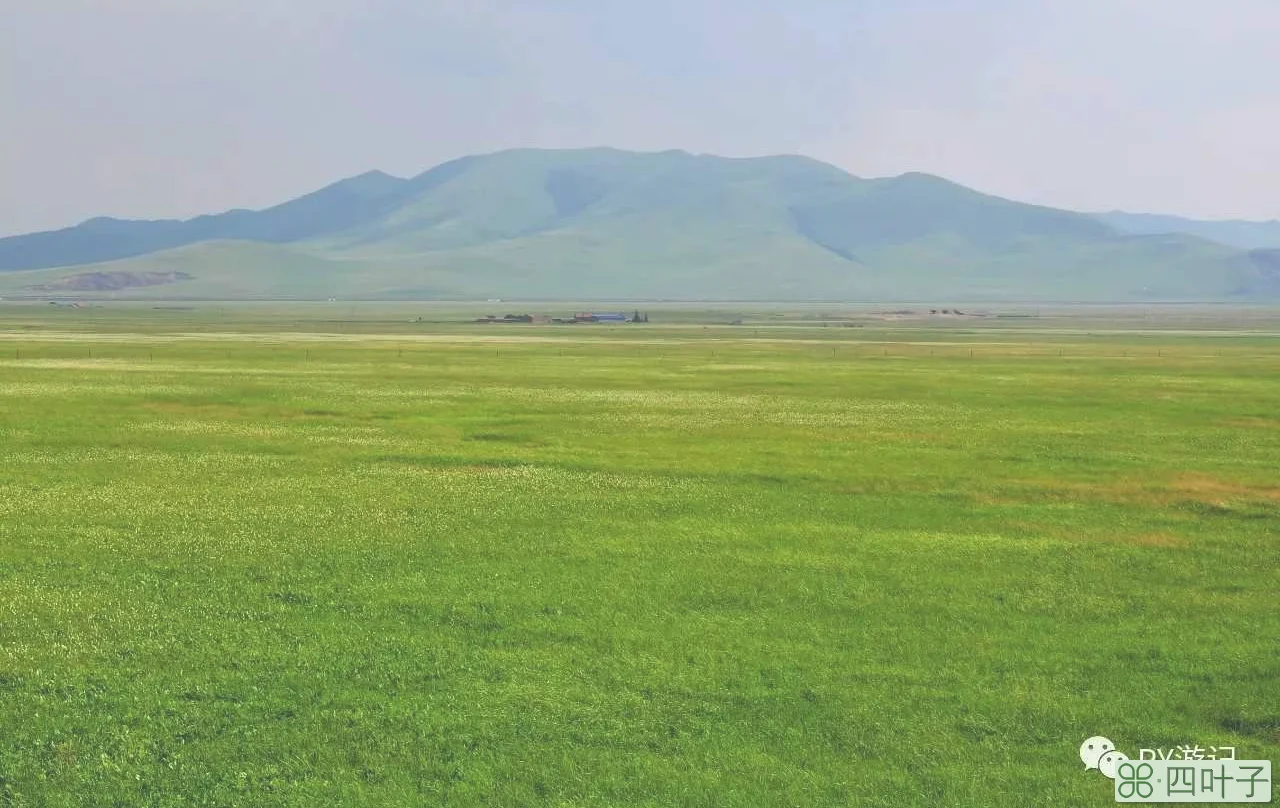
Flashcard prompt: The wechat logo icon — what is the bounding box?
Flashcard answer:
[1080,736,1130,780]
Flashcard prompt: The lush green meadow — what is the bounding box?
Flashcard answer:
[1,304,1277,806]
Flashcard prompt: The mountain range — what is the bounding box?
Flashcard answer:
[1091,211,1280,252]
[1,148,1277,301]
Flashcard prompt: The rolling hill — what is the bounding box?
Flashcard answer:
[2,148,1277,301]
[1094,211,1280,251]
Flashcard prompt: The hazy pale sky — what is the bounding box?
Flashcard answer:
[3,0,1279,235]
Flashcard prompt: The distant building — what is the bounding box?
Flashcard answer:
[471,311,634,324]
[474,313,535,324]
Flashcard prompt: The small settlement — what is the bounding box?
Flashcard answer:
[473,311,650,324]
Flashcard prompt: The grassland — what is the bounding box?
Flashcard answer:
[1,303,1277,806]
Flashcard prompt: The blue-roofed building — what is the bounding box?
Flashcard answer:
[575,312,628,322]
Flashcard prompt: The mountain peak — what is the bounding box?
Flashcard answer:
[1,147,1275,301]
[886,171,964,188]
[316,170,408,198]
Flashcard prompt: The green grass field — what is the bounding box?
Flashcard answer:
[1,304,1277,806]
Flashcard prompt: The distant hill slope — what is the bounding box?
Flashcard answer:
[2,148,1278,301]
[1094,211,1280,251]
[0,170,414,272]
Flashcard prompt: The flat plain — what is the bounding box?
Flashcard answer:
[1,303,1277,806]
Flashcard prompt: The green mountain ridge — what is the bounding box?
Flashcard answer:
[2,148,1278,301]
[1094,210,1280,251]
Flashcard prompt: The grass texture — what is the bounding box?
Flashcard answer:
[0,307,1276,805]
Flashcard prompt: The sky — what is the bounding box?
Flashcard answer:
[3,0,1279,235]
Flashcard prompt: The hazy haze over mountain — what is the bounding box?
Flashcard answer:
[3,0,1280,237]
[2,149,1277,302]
[1093,212,1280,251]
